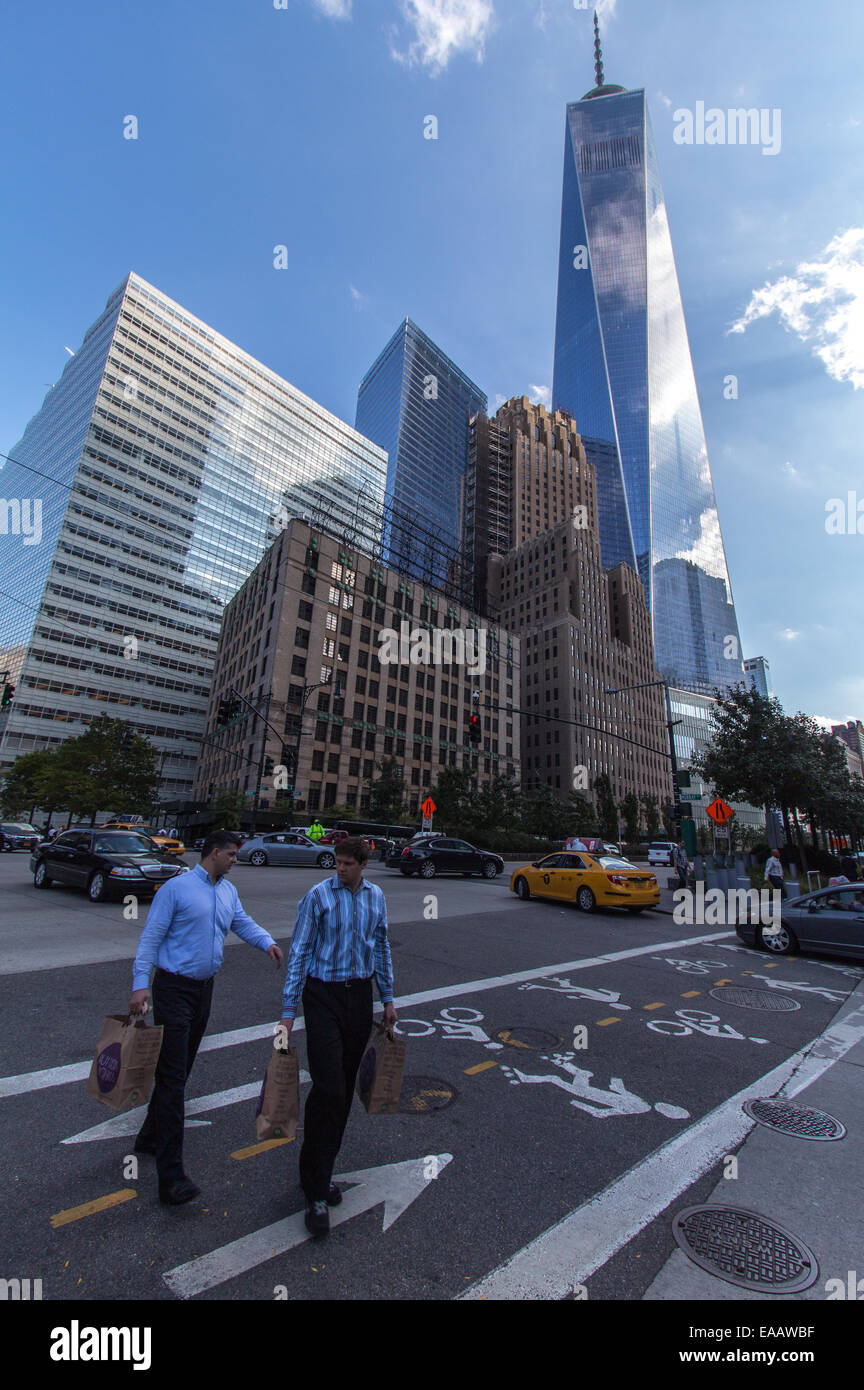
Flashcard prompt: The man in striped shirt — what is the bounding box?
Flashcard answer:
[278,836,396,1236]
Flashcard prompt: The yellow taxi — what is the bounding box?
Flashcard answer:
[101,822,186,857]
[510,850,659,914]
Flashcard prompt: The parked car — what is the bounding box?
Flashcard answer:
[30,829,190,902]
[736,882,864,960]
[648,841,677,867]
[319,829,349,846]
[236,832,336,869]
[387,835,504,879]
[510,852,659,914]
[100,821,186,857]
[1,822,41,852]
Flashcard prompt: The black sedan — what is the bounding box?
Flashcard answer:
[30,829,189,903]
[1,822,41,852]
[387,835,504,880]
[736,882,864,961]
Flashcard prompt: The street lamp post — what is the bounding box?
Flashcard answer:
[284,677,341,821]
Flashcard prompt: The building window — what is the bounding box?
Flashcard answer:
[291,656,307,676]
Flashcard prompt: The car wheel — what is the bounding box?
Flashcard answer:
[482,860,497,879]
[419,860,437,878]
[249,850,268,867]
[317,852,336,868]
[576,886,596,913]
[34,862,52,889]
[88,872,109,903]
[760,922,797,955]
[514,876,531,901]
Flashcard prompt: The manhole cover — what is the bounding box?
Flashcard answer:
[744,1098,846,1140]
[492,1027,562,1051]
[709,986,800,1011]
[672,1206,818,1292]
[398,1076,457,1113]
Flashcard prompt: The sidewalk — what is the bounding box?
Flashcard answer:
[643,976,864,1301]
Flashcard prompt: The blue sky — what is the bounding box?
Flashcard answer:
[2,0,863,726]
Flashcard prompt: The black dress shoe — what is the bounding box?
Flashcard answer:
[304,1199,330,1237]
[133,1135,157,1156]
[326,1183,342,1207]
[159,1179,201,1206]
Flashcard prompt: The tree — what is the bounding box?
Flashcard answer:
[519,783,577,840]
[619,792,641,845]
[366,757,406,822]
[428,766,477,827]
[209,789,247,827]
[0,749,57,819]
[593,774,618,841]
[34,717,161,823]
[641,795,660,840]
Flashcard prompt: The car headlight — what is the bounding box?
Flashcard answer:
[109,867,144,878]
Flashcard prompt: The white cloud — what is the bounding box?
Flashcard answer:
[390,0,495,74]
[782,460,801,482]
[349,283,368,309]
[729,228,864,390]
[779,628,801,641]
[529,382,551,407]
[656,91,673,109]
[494,393,507,409]
[310,0,352,17]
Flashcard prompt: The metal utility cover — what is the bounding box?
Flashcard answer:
[672,1205,818,1292]
[398,1076,456,1113]
[743,1098,846,1141]
[709,986,800,1011]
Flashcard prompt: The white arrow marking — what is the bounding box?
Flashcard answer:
[162,1153,453,1299]
[61,1073,311,1144]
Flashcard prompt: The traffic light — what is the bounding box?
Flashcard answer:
[468,713,481,745]
[227,698,242,723]
[1,683,14,709]
[216,698,230,727]
[263,756,275,777]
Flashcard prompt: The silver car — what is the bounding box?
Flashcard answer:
[237,832,337,869]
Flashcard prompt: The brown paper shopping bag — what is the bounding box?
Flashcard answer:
[86,1015,163,1111]
[356,1021,406,1114]
[255,1043,300,1141]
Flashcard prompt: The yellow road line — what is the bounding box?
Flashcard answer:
[714,979,733,985]
[681,990,701,997]
[50,1189,137,1228]
[464,1061,498,1075]
[764,962,779,968]
[596,1017,621,1026]
[231,1138,294,1160]
[496,1030,532,1049]
[643,1002,665,1011]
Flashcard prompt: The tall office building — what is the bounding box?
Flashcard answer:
[744,656,773,699]
[0,273,387,800]
[355,318,486,587]
[552,16,744,694]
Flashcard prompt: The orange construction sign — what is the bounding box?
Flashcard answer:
[421,797,436,818]
[706,797,733,825]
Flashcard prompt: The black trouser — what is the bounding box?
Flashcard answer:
[137,968,214,1184]
[768,875,785,899]
[299,976,373,1201]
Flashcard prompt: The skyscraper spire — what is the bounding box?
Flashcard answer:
[593,10,605,89]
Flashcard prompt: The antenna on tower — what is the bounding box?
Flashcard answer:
[593,10,605,88]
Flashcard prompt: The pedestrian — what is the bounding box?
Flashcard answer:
[277,836,396,1239]
[674,840,690,889]
[765,848,785,898]
[128,831,284,1205]
[308,819,325,843]
[839,854,858,882]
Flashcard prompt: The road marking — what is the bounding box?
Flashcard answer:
[61,1075,312,1145]
[763,962,779,968]
[231,1138,294,1160]
[596,1017,620,1027]
[162,1154,453,1298]
[464,1061,498,1075]
[458,993,864,1300]
[0,931,735,1100]
[643,1003,665,1011]
[713,979,732,985]
[681,991,701,998]
[50,1189,137,1228]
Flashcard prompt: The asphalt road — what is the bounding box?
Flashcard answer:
[1,850,862,1302]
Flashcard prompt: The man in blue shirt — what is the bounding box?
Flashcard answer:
[129,830,283,1205]
[278,836,396,1237]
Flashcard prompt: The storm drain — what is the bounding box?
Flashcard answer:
[672,1206,818,1293]
[398,1076,457,1113]
[744,1098,846,1141]
[709,986,800,1011]
[492,1027,562,1051]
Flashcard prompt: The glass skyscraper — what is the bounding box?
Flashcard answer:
[0,272,387,800]
[552,23,744,694]
[355,318,487,586]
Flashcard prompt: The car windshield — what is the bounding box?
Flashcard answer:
[3,824,35,833]
[597,856,636,869]
[94,833,156,854]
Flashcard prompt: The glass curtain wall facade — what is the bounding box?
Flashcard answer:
[355,318,486,587]
[0,273,387,800]
[552,85,744,694]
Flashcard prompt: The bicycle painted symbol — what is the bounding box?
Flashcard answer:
[394,1007,502,1047]
[499,1052,690,1120]
[651,957,731,975]
[517,977,631,1009]
[646,1008,768,1044]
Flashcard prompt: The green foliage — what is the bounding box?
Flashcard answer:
[619,792,641,844]
[208,789,248,826]
[641,795,660,839]
[0,750,56,817]
[366,757,406,822]
[593,774,618,840]
[1,719,160,822]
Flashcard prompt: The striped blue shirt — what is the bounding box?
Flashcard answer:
[281,876,394,1019]
[132,863,275,990]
